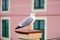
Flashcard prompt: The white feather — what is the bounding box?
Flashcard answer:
[18,13,36,27]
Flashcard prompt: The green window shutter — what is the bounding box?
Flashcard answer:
[34,20,45,40]
[39,20,45,30]
[34,20,39,30]
[34,0,40,9]
[5,20,9,38]
[2,20,6,37]
[39,0,44,9]
[2,0,9,11]
[2,19,9,38]
[39,20,45,40]
[34,20,45,30]
[41,30,44,40]
[34,0,44,9]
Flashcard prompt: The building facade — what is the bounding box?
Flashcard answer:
[0,0,60,40]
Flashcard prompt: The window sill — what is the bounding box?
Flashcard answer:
[32,9,47,12]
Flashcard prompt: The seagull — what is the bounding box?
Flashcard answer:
[15,13,36,29]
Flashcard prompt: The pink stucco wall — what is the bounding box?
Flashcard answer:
[0,16,1,36]
[0,0,60,40]
[47,16,60,39]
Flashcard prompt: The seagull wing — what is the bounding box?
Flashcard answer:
[19,16,34,26]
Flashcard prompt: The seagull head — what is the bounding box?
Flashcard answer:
[30,12,36,19]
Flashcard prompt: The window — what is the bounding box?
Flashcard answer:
[1,17,10,40]
[34,20,45,30]
[32,0,47,12]
[34,20,45,40]
[1,0,10,13]
[30,17,47,40]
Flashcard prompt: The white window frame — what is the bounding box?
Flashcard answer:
[32,0,47,12]
[1,17,11,40]
[30,17,47,40]
[1,0,10,13]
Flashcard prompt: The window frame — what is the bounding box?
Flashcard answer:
[30,17,47,40]
[1,17,11,40]
[1,0,10,13]
[32,0,47,12]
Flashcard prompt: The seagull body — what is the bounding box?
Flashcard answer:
[15,13,35,29]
